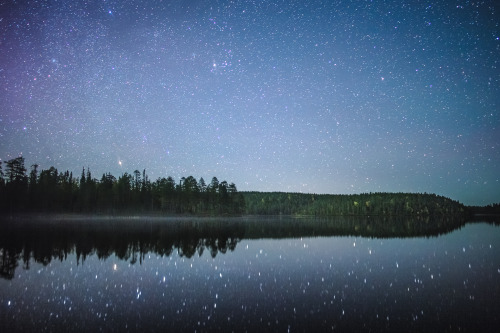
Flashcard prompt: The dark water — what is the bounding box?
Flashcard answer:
[0,216,499,332]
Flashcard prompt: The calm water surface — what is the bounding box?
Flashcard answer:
[0,218,499,332]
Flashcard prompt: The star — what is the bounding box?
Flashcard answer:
[0,0,497,206]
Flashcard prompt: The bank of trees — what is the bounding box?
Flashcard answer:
[242,191,468,217]
[0,156,475,218]
[0,156,245,215]
[468,203,500,215]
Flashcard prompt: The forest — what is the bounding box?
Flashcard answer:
[0,156,494,218]
[0,156,245,216]
[241,191,469,217]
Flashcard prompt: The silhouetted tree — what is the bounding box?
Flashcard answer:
[0,156,245,215]
[0,161,4,211]
[98,173,116,212]
[133,170,141,191]
[38,167,58,211]
[199,177,207,193]
[115,173,132,210]
[4,157,28,212]
[28,164,38,209]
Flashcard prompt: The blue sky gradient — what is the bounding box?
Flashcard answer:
[1,0,499,205]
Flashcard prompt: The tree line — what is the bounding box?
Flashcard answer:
[1,156,489,218]
[468,203,500,216]
[241,191,469,217]
[0,156,245,215]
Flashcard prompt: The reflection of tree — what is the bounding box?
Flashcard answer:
[0,218,247,279]
[0,215,469,280]
[241,215,468,239]
[0,248,19,280]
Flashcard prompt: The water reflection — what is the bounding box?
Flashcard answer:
[0,215,467,280]
[1,217,499,332]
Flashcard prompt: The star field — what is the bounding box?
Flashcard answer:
[1,0,499,205]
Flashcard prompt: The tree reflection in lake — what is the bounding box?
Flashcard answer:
[0,216,499,332]
[0,217,243,279]
[0,215,466,280]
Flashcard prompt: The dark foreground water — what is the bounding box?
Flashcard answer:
[0,216,499,332]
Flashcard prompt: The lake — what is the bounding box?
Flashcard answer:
[0,216,499,332]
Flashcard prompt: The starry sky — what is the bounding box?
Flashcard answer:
[1,0,499,206]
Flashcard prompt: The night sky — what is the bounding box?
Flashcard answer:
[1,0,499,206]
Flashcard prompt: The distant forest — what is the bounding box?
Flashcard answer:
[0,156,497,218]
[0,156,245,215]
[241,192,469,217]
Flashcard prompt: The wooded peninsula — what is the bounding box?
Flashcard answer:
[0,156,497,218]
